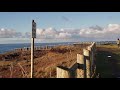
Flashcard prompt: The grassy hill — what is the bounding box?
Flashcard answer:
[0,44,89,78]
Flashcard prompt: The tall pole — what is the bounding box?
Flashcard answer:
[31,38,34,78]
[31,20,36,78]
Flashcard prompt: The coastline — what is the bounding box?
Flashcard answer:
[0,42,76,54]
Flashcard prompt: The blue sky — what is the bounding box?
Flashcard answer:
[1,12,120,31]
[0,12,120,43]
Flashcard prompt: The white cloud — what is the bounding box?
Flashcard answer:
[0,28,22,38]
[1,24,120,42]
[36,28,76,39]
[25,32,31,38]
[56,32,72,39]
[79,24,120,40]
[36,27,58,39]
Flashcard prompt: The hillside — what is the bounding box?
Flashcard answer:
[0,44,89,78]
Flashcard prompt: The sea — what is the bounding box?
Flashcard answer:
[0,41,116,54]
[0,42,75,54]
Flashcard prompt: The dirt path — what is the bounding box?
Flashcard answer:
[96,45,120,78]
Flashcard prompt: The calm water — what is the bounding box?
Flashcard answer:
[0,42,75,54]
[0,41,116,54]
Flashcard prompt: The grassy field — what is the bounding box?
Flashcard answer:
[0,44,89,78]
[1,44,119,78]
[96,44,120,78]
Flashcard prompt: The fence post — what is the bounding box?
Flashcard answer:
[56,66,70,78]
[83,49,91,78]
[93,43,96,75]
[77,54,85,78]
[46,45,48,50]
[87,46,93,77]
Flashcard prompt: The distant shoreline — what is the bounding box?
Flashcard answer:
[0,40,116,44]
[0,42,77,45]
[0,41,116,54]
[0,42,76,54]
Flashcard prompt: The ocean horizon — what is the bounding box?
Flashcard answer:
[0,42,76,54]
[0,41,116,54]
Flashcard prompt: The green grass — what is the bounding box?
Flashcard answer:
[96,45,120,78]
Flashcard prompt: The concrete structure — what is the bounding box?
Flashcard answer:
[77,54,85,78]
[56,42,96,78]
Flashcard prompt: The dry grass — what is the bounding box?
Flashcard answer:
[0,44,89,78]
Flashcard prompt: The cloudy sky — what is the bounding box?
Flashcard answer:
[0,12,120,44]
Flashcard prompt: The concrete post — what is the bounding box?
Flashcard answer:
[56,66,70,78]
[77,54,85,78]
[92,42,96,71]
[87,46,93,75]
[83,49,91,78]
[46,45,48,50]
